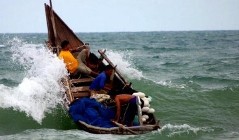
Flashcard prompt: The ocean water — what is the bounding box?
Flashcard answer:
[0,31,239,140]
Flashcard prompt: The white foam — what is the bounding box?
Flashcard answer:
[104,50,143,80]
[0,129,136,140]
[157,123,214,137]
[0,38,68,124]
[100,49,180,88]
[151,78,187,89]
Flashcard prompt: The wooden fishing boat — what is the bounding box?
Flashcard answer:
[44,1,160,135]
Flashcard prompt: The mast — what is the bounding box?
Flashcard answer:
[45,1,85,52]
[49,0,60,54]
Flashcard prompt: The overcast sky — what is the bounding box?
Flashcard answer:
[0,0,239,33]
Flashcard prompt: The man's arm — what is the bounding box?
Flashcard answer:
[114,94,134,122]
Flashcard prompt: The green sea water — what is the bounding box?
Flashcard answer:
[0,31,239,140]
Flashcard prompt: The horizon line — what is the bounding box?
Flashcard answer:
[1,29,239,34]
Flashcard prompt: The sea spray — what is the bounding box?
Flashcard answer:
[158,123,214,137]
[0,129,136,140]
[104,50,143,80]
[0,38,68,124]
[102,49,186,89]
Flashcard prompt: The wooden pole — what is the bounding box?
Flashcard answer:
[98,50,128,86]
[111,120,138,135]
[49,0,60,55]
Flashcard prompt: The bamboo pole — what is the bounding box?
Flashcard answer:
[98,50,128,86]
[111,120,138,135]
[49,0,60,55]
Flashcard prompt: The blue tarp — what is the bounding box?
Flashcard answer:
[69,98,116,128]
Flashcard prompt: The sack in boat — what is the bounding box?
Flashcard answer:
[90,94,110,102]
[101,98,116,107]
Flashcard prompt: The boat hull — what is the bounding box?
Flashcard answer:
[44,1,160,135]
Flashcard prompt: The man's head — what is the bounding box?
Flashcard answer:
[61,40,70,50]
[104,65,114,76]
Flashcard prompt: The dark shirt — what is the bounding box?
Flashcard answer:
[89,71,107,90]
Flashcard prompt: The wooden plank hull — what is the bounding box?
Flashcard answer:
[77,121,160,135]
[44,2,160,135]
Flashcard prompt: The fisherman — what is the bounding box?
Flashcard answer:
[74,43,98,72]
[113,94,138,126]
[89,65,114,95]
[58,40,98,77]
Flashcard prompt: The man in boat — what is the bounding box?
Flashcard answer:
[113,94,138,126]
[89,65,114,100]
[58,40,98,77]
